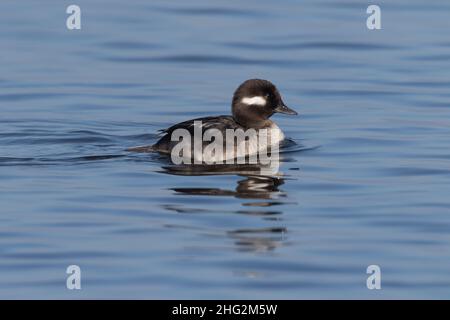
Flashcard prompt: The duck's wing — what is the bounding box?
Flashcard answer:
[128,116,238,153]
[152,115,240,153]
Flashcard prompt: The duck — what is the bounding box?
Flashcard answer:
[128,79,297,164]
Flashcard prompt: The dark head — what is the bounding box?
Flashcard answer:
[231,79,297,128]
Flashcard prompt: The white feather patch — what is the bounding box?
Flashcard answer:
[241,96,267,106]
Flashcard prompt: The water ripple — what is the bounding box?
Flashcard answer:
[225,41,402,51]
[154,6,267,17]
[101,54,293,67]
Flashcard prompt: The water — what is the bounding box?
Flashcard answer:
[1,0,450,299]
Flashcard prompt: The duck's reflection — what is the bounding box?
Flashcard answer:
[172,174,284,200]
[227,227,287,253]
[160,163,292,253]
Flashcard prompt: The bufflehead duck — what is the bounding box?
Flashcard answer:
[128,79,297,162]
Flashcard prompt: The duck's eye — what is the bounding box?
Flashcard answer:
[265,93,271,99]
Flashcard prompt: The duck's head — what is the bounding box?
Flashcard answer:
[231,79,297,128]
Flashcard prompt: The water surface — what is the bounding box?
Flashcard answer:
[1,0,450,299]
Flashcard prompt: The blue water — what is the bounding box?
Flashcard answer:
[1,0,450,299]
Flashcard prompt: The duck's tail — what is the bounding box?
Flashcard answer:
[126,145,155,153]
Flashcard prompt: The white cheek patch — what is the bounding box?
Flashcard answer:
[241,96,267,106]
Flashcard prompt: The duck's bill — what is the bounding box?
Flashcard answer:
[274,104,298,115]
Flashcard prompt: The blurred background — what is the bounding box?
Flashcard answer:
[0,0,450,298]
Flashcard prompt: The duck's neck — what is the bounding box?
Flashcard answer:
[234,117,272,130]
